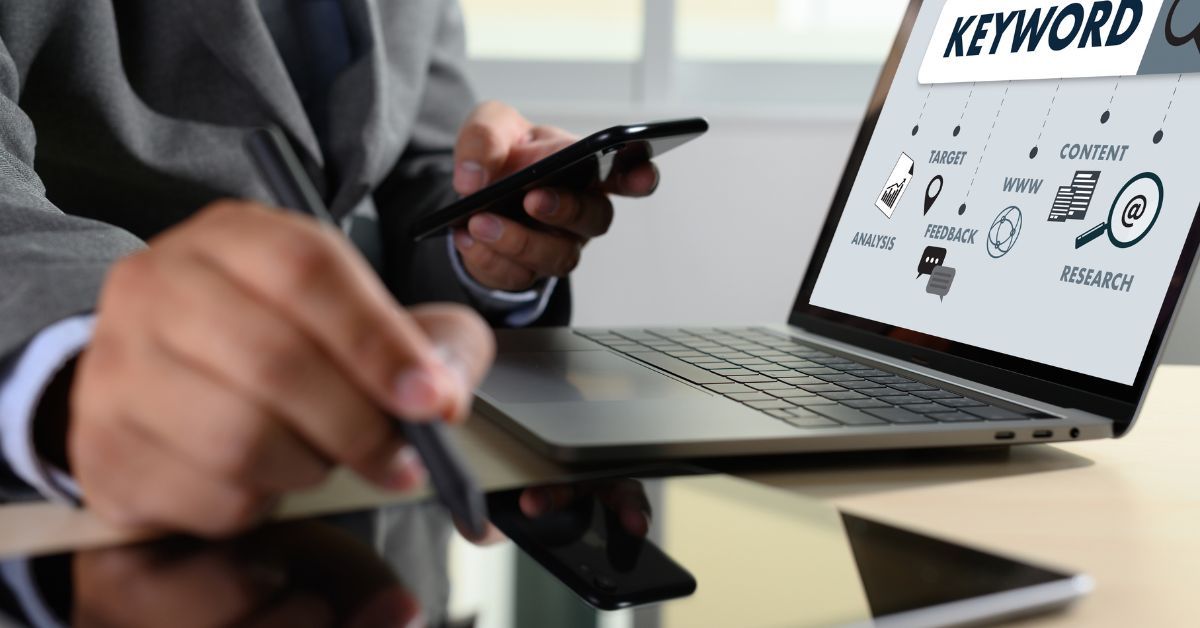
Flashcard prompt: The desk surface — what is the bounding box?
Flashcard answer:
[1,365,1196,626]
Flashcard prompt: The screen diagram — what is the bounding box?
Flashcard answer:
[811,0,1200,385]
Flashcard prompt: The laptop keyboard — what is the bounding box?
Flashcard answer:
[576,327,1055,430]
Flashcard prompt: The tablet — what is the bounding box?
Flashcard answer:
[0,470,1089,627]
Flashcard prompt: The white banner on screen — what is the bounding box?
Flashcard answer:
[918,0,1179,84]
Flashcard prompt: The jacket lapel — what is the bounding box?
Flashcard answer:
[184,0,324,168]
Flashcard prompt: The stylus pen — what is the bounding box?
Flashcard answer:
[245,126,489,538]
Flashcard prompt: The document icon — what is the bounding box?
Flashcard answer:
[1048,171,1100,222]
[876,153,915,218]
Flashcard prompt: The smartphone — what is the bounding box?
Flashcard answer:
[411,117,709,242]
[487,479,698,610]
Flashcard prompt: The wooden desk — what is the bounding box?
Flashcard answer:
[1,366,1196,626]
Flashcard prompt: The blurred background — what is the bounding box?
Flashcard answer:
[457,0,1200,365]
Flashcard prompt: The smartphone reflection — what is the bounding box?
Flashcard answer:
[488,478,697,611]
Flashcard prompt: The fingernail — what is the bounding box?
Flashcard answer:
[394,368,441,417]
[471,214,504,242]
[433,346,469,388]
[454,161,486,195]
[388,446,426,490]
[531,189,559,217]
[454,229,475,250]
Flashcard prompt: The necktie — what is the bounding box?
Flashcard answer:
[290,0,353,159]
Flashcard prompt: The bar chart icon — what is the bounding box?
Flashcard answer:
[1048,171,1100,222]
[876,153,915,218]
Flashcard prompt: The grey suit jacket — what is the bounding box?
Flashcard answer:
[0,0,571,367]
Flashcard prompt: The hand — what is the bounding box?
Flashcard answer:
[70,200,495,536]
[451,101,660,292]
[73,520,419,628]
[519,478,652,538]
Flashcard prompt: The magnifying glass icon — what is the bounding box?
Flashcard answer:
[1075,172,1164,249]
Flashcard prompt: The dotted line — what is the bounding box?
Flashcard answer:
[917,89,931,123]
[1108,79,1121,105]
[958,82,976,121]
[965,83,1010,202]
[1035,80,1062,142]
[1163,73,1183,123]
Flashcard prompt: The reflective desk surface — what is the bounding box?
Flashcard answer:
[0,365,1196,626]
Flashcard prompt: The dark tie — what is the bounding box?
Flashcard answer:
[279,0,354,159]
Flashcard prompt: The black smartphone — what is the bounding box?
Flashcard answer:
[411,117,709,241]
[487,479,698,610]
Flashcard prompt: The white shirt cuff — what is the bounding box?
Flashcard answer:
[0,315,93,503]
[445,236,558,327]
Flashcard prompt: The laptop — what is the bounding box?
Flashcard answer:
[474,0,1200,462]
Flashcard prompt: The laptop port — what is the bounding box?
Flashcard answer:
[1032,430,1054,439]
[994,431,1016,441]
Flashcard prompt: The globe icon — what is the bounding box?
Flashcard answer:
[987,206,1022,258]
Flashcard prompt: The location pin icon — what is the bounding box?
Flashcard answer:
[925,175,944,215]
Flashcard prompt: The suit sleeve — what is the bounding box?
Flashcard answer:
[0,34,144,495]
[0,35,145,363]
[373,0,571,327]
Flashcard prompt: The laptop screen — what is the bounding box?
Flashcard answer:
[808,0,1200,386]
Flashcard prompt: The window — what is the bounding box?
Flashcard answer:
[460,0,909,109]
[676,0,906,63]
[460,0,644,61]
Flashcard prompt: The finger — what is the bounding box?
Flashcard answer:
[453,101,531,195]
[408,303,495,422]
[603,161,660,198]
[72,418,271,537]
[518,485,579,517]
[452,228,538,292]
[503,128,577,171]
[465,213,582,278]
[598,480,653,538]
[74,547,282,628]
[524,188,614,239]
[164,202,461,421]
[142,252,420,490]
[123,342,330,493]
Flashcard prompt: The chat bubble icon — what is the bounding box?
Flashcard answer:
[926,266,956,301]
[917,246,948,278]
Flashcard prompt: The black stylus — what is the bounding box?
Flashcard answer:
[245,126,488,538]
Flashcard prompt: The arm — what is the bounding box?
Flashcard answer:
[0,32,143,498]
[372,0,573,326]
[1,26,497,536]
[0,38,145,359]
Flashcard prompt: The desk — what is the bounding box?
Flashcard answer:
[0,366,1196,626]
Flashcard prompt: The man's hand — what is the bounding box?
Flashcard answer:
[70,200,495,536]
[73,520,418,627]
[451,101,660,292]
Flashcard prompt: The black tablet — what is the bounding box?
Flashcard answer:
[0,470,1089,627]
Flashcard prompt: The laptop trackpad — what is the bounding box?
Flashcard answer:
[481,351,706,403]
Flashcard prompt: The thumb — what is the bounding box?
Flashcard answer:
[408,303,496,422]
[453,101,531,195]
